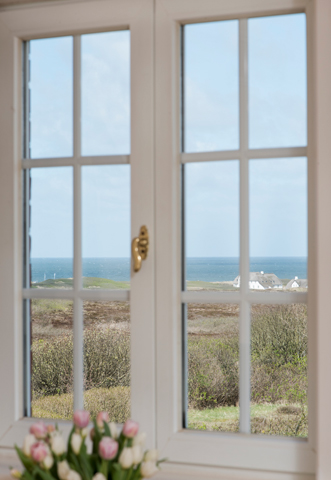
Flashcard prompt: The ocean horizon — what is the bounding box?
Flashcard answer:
[30,257,307,284]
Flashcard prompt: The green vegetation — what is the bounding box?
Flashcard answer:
[32,277,130,289]
[30,282,308,438]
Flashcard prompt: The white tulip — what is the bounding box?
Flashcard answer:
[132,445,143,465]
[140,461,159,478]
[43,455,54,470]
[132,432,146,447]
[144,449,159,462]
[92,474,106,480]
[23,434,36,457]
[66,471,82,480]
[57,460,70,480]
[71,433,82,454]
[108,422,119,439]
[81,428,88,438]
[51,434,66,456]
[119,447,133,469]
[10,469,22,478]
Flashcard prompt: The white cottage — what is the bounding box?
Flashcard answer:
[233,272,283,290]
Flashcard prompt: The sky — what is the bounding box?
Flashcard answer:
[29,14,307,259]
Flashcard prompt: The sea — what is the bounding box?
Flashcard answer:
[31,257,307,284]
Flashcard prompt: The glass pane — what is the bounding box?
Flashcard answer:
[83,301,131,423]
[187,303,239,432]
[249,158,307,292]
[251,304,307,437]
[185,161,239,290]
[82,165,130,287]
[248,14,307,149]
[31,299,73,419]
[29,37,73,158]
[81,31,130,156]
[184,21,239,152]
[30,168,73,288]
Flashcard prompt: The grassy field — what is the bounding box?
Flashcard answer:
[30,277,308,438]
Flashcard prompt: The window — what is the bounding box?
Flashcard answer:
[1,0,331,477]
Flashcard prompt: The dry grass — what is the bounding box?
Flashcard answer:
[32,387,130,423]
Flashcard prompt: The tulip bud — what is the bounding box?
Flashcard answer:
[73,410,90,429]
[30,422,48,440]
[132,432,146,447]
[57,460,70,480]
[98,437,118,460]
[119,447,133,469]
[140,461,159,478]
[144,449,159,462]
[81,428,88,438]
[71,433,82,454]
[108,422,118,439]
[132,445,143,465]
[92,474,106,480]
[10,469,22,479]
[47,425,55,434]
[31,442,49,463]
[67,471,82,480]
[23,434,37,457]
[43,455,54,470]
[96,412,109,429]
[122,419,139,438]
[51,433,66,456]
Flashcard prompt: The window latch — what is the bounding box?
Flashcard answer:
[132,226,149,272]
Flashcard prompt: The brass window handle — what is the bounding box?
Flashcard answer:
[132,226,149,272]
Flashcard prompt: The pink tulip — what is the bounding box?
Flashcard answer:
[47,425,55,433]
[96,411,109,429]
[29,421,48,439]
[73,410,90,429]
[98,437,118,460]
[31,442,49,463]
[122,420,139,438]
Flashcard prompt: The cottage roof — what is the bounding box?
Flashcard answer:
[285,278,308,289]
[233,272,283,289]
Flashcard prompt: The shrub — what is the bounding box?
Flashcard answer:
[32,329,130,398]
[251,304,307,366]
[188,337,239,408]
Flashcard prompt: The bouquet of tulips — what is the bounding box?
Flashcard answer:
[11,411,164,480]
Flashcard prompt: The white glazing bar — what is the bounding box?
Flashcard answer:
[181,291,241,304]
[73,35,84,411]
[248,146,307,159]
[80,289,130,302]
[239,18,250,434]
[246,291,308,304]
[181,150,239,163]
[22,155,130,169]
[22,288,75,300]
[80,155,130,165]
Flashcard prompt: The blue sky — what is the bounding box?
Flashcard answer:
[29,14,307,259]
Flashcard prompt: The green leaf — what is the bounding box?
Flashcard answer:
[15,446,35,472]
[103,422,111,438]
[34,466,56,480]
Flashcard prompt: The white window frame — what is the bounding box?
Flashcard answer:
[1,0,331,478]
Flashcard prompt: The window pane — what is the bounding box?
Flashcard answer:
[251,304,307,437]
[248,14,307,149]
[185,161,239,289]
[82,31,130,156]
[82,165,130,287]
[30,168,73,288]
[249,158,307,292]
[184,21,239,152]
[31,299,73,419]
[83,301,131,423]
[29,37,73,158]
[187,303,239,432]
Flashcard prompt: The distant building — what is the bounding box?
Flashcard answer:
[285,276,308,289]
[233,271,283,290]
